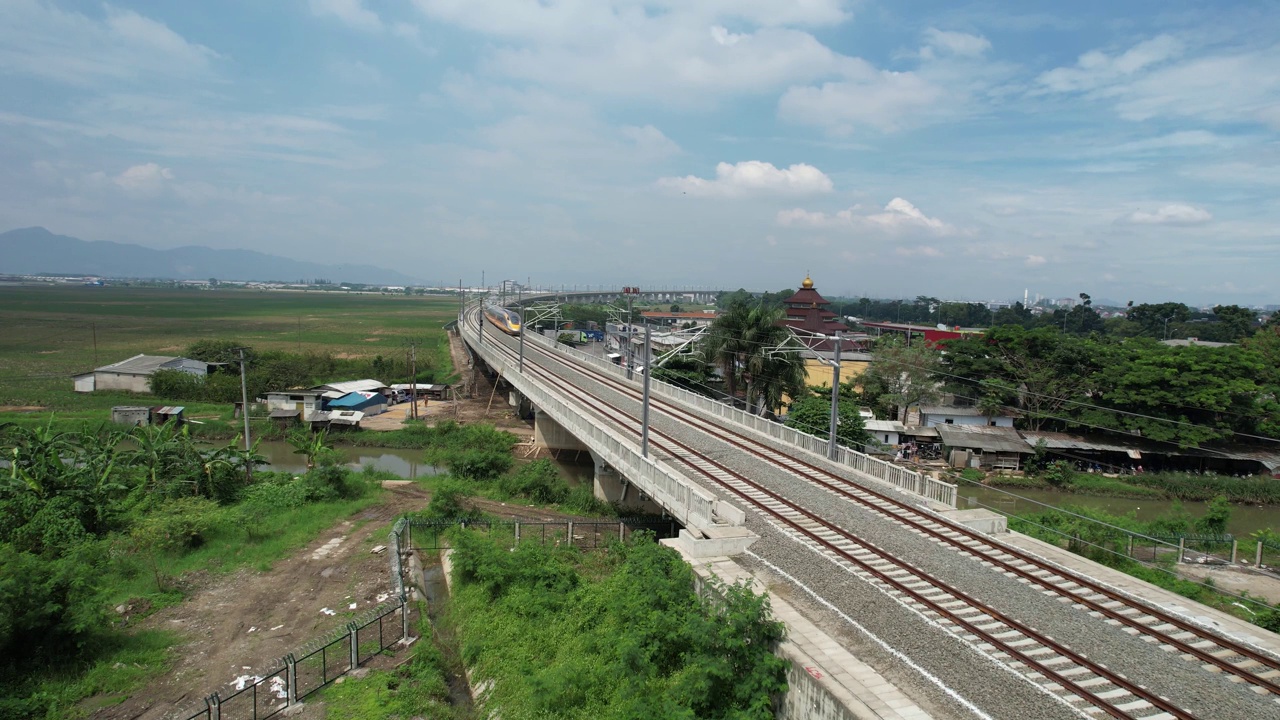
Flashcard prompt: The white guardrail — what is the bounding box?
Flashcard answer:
[508,317,957,509]
[464,312,728,532]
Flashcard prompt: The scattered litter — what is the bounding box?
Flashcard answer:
[348,603,358,610]
[269,675,288,699]
[375,592,389,603]
[243,666,251,670]
[270,624,284,631]
[233,675,260,691]
[370,544,387,554]
[247,627,256,633]
[320,608,336,616]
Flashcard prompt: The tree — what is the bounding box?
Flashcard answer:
[784,391,869,447]
[1210,304,1257,342]
[1076,340,1262,446]
[701,301,754,401]
[939,326,1098,431]
[860,337,941,422]
[1125,302,1191,338]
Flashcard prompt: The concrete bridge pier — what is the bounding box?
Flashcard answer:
[507,389,534,421]
[589,450,665,516]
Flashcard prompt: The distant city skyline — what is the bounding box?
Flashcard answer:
[1,1,1278,305]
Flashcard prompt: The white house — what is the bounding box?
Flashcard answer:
[916,405,1015,428]
[864,419,907,447]
[264,390,325,421]
[73,354,216,394]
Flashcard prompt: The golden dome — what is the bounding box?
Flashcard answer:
[801,274,814,289]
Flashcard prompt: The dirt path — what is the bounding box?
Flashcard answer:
[91,483,598,719]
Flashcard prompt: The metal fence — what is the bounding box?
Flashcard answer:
[408,517,680,551]
[171,521,413,720]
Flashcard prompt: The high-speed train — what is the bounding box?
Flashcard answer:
[483,305,522,335]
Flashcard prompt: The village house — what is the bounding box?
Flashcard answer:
[73,354,222,394]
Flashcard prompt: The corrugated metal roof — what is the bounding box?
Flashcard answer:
[864,420,906,433]
[154,406,185,415]
[96,354,181,375]
[936,425,1030,454]
[270,408,301,418]
[918,405,1002,418]
[315,379,387,394]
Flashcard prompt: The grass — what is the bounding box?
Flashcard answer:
[319,605,469,720]
[0,284,458,418]
[983,470,1276,504]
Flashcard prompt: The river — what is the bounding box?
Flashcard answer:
[253,440,596,486]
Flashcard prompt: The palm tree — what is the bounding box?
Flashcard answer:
[741,306,807,416]
[701,301,753,402]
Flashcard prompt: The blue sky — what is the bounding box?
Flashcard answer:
[1,0,1277,304]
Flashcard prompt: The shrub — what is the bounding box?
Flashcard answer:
[0,542,105,662]
[1042,460,1074,488]
[497,460,569,504]
[424,480,480,521]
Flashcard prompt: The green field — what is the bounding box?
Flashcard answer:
[0,284,459,423]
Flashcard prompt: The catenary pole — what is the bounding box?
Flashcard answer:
[641,324,652,457]
[625,291,635,380]
[828,331,842,460]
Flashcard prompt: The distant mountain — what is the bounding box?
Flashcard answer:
[0,227,421,285]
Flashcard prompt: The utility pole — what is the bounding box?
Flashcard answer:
[625,289,635,380]
[828,331,842,460]
[641,324,652,458]
[408,343,418,419]
[518,312,525,373]
[458,278,463,320]
[237,349,252,475]
[91,322,98,367]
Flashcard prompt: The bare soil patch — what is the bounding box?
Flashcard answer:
[0,405,46,412]
[89,485,590,719]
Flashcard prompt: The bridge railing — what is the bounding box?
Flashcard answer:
[519,327,956,508]
[465,313,723,531]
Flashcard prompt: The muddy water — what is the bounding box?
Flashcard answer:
[254,441,445,478]
[959,484,1280,537]
[421,563,474,710]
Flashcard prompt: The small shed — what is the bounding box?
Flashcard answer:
[864,419,907,448]
[151,406,185,426]
[936,425,1030,470]
[327,410,364,430]
[390,383,451,402]
[269,408,302,428]
[112,406,152,427]
[327,391,387,416]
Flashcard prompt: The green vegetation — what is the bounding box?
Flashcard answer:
[1010,503,1280,631]
[0,423,380,719]
[0,284,457,423]
[319,606,466,720]
[982,468,1280,504]
[784,387,869,446]
[450,530,788,719]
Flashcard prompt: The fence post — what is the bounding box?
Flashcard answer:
[619,521,625,542]
[405,515,412,552]
[349,622,359,671]
[567,521,574,546]
[1231,539,1239,564]
[286,654,297,706]
[1178,537,1185,564]
[401,593,410,641]
[208,693,221,720]
[1258,541,1264,567]
[1126,535,1133,558]
[514,521,520,546]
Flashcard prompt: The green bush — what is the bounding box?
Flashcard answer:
[497,460,569,504]
[0,542,106,662]
[424,480,481,521]
[1042,460,1074,488]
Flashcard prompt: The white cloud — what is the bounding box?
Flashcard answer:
[309,0,385,32]
[1025,254,1047,267]
[1037,35,1183,93]
[895,246,944,258]
[620,125,681,159]
[411,1,855,103]
[659,161,833,197]
[1126,204,1212,225]
[113,163,174,194]
[777,197,958,235]
[920,28,991,59]
[0,0,219,86]
[330,59,384,85]
[778,61,943,134]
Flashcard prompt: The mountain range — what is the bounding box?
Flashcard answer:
[0,227,421,285]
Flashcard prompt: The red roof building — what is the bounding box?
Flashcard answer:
[777,274,861,353]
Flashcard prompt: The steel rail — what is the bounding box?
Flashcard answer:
[473,324,1194,720]
[500,320,1280,696]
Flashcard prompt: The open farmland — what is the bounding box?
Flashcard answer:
[0,284,459,419]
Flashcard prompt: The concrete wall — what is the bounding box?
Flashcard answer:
[533,410,589,452]
[923,413,1014,427]
[592,455,665,515]
[94,372,152,393]
[777,663,866,720]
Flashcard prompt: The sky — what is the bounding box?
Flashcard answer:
[1,0,1278,304]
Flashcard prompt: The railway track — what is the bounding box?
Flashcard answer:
[467,311,1280,717]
